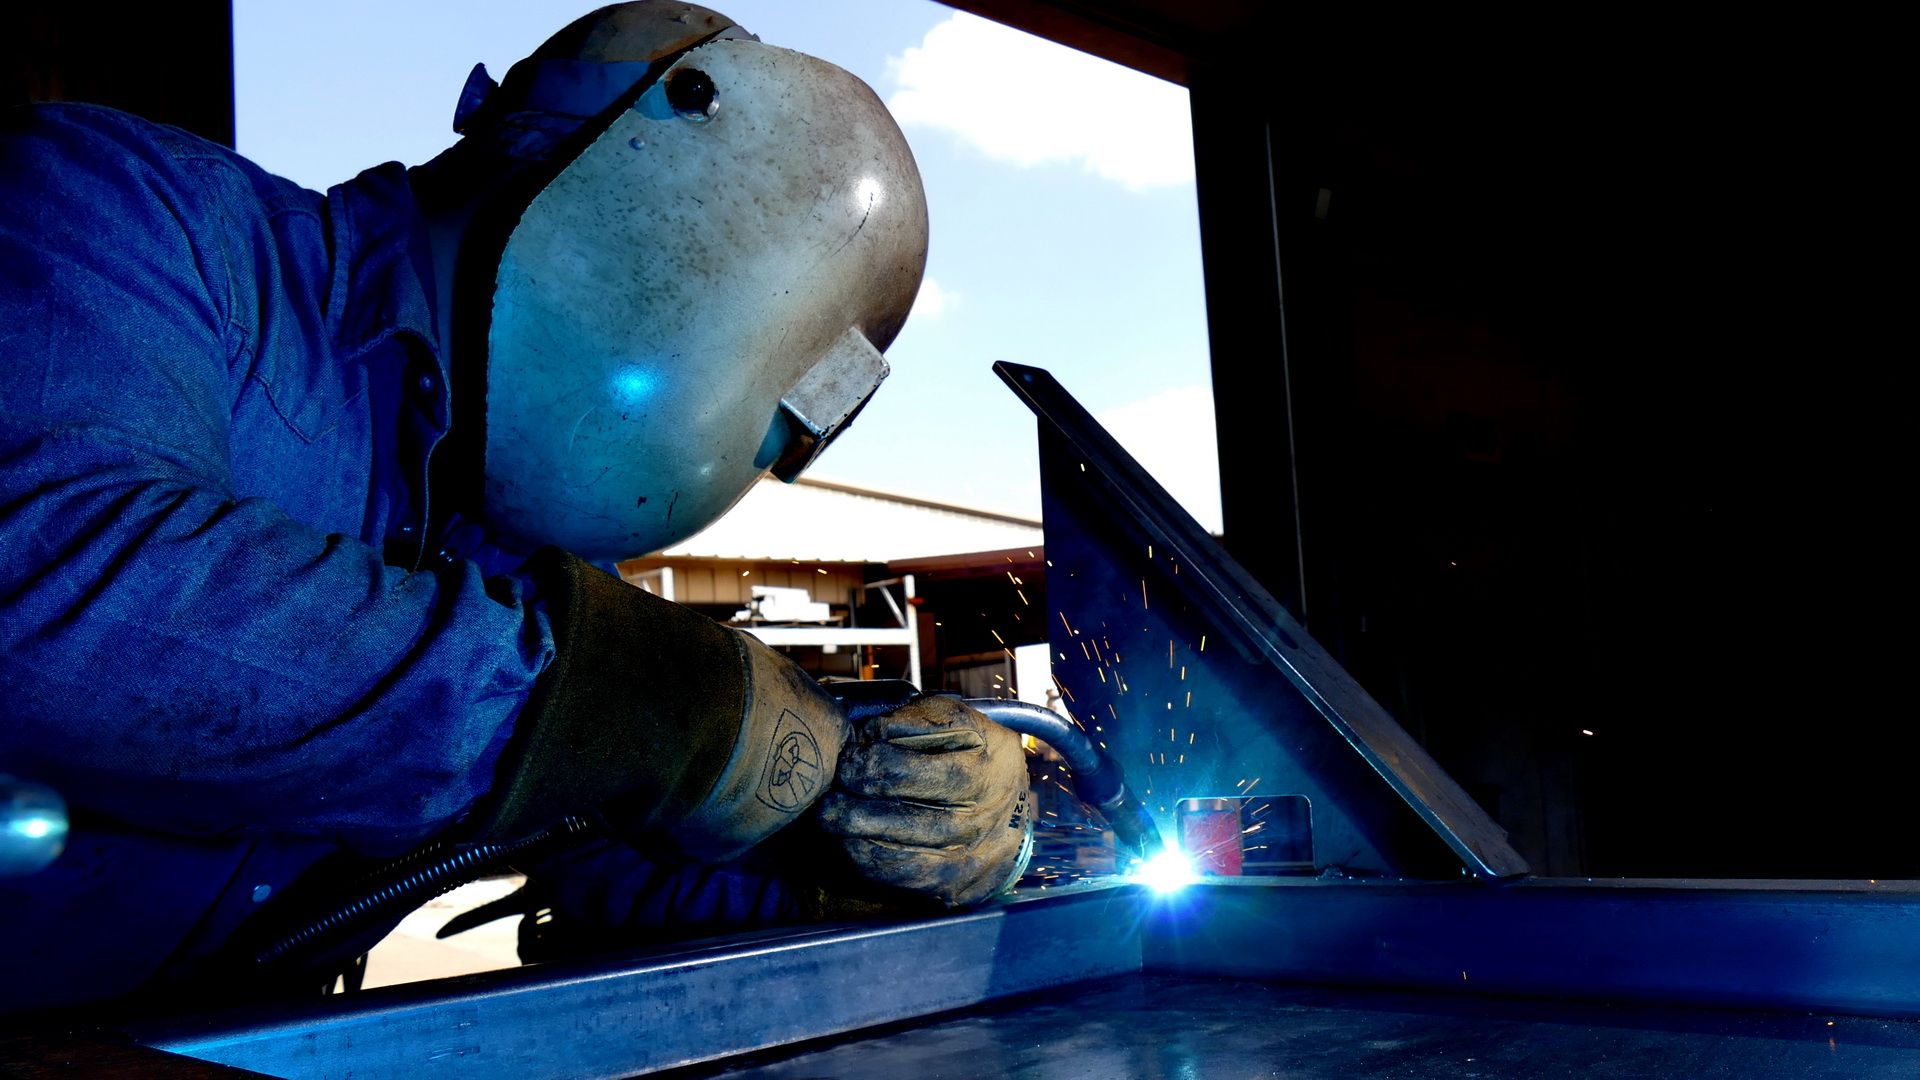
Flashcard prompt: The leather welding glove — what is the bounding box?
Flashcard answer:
[813,693,1034,907]
[478,550,845,863]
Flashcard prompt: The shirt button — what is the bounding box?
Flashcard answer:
[416,372,437,396]
[252,884,273,903]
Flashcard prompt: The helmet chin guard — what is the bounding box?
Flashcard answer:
[481,37,927,561]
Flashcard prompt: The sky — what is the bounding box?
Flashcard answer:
[233,0,1221,534]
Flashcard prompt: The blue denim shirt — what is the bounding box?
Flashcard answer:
[0,105,804,1012]
[0,104,808,1012]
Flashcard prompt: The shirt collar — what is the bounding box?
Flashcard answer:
[324,162,442,365]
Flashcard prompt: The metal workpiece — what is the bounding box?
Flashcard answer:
[1146,877,1920,1019]
[134,878,1920,1076]
[678,974,1920,1080]
[134,884,1145,1079]
[997,361,1529,881]
[0,773,67,877]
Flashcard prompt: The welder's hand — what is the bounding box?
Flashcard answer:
[814,694,1034,907]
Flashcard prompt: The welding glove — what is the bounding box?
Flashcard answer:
[479,550,845,863]
[812,693,1035,908]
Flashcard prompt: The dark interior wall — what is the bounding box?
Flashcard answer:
[1191,16,1909,877]
[3,2,234,147]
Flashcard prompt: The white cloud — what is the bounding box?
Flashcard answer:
[909,277,959,320]
[1095,385,1223,534]
[885,13,1195,192]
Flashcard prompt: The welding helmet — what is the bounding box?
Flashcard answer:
[457,2,928,560]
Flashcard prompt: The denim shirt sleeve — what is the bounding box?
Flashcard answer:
[0,107,551,851]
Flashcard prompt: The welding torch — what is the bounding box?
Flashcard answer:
[257,678,1164,966]
[824,680,1165,862]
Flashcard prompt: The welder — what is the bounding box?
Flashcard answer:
[0,2,1032,1012]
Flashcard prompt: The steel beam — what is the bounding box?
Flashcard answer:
[131,885,1142,1079]
[1147,878,1920,1018]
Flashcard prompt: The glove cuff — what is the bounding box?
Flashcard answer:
[659,629,847,862]
[479,549,839,849]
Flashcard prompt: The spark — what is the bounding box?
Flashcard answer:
[1096,668,1106,684]
[1185,691,1192,707]
[1166,702,1172,711]
[1108,704,1117,720]
[1080,641,1092,660]
[1147,544,1153,559]
[1200,635,1207,652]
[990,629,1005,644]
[1189,732,1196,745]
[740,569,750,577]
[1141,578,1149,609]
[1029,550,1036,558]
[1006,571,1018,584]
[816,568,828,575]
[1017,589,1030,606]
[1180,666,1186,680]
[1170,728,1176,742]
[1168,641,1175,668]
[1058,611,1076,636]
[1178,754,1185,764]
[1580,729,1594,736]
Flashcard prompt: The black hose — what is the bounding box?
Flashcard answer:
[254,815,595,966]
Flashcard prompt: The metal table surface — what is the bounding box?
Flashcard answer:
[128,879,1920,1077]
[674,973,1920,1080]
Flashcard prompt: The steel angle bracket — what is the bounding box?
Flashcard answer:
[996,361,1528,880]
[131,885,1144,1079]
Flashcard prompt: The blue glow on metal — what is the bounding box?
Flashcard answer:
[11,818,52,840]
[610,366,659,405]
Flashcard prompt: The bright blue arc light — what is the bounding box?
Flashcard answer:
[1130,847,1200,895]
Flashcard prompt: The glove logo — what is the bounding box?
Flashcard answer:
[757,709,825,813]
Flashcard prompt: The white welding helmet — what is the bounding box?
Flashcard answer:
[471,4,928,560]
